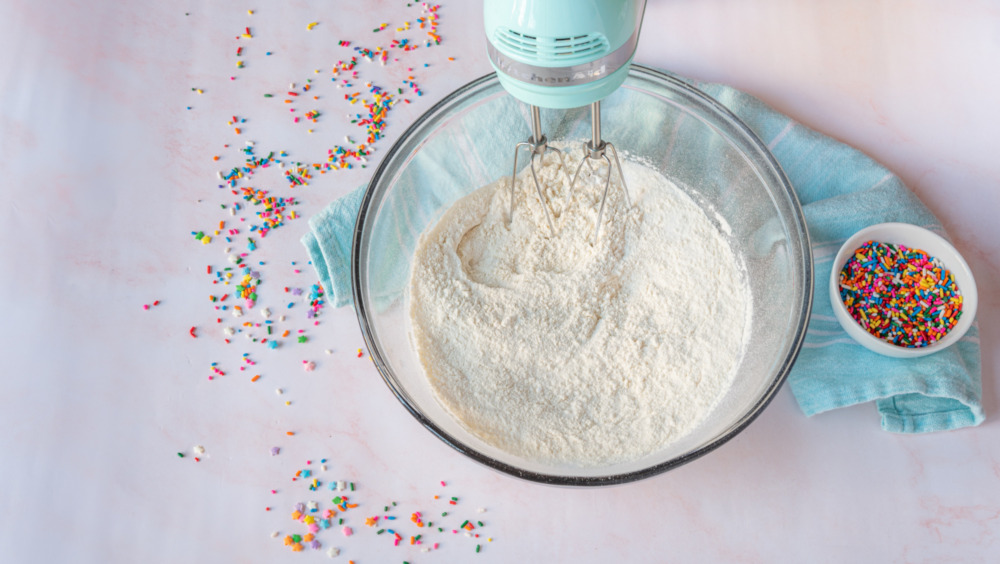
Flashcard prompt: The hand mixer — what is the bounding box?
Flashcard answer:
[484,0,647,240]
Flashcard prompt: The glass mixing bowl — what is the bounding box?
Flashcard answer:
[352,65,813,485]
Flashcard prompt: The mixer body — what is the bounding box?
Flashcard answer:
[484,0,646,109]
[484,0,647,241]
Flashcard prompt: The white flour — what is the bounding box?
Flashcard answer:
[408,150,751,466]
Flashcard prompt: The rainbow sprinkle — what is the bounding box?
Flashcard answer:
[838,240,963,348]
[177,6,503,557]
[279,474,492,555]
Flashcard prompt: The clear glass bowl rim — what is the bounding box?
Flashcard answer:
[351,65,814,486]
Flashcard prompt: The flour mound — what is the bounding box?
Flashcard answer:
[408,151,751,467]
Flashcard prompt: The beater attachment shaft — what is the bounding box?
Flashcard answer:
[508,105,568,235]
[568,101,631,243]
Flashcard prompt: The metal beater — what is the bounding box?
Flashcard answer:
[509,105,567,235]
[484,0,647,240]
[569,101,631,241]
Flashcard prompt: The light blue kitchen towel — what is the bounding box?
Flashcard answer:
[302,71,983,434]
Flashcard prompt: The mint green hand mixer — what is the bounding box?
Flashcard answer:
[484,0,648,239]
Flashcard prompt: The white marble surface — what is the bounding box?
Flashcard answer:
[1,1,997,562]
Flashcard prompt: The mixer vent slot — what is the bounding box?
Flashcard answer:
[495,29,610,63]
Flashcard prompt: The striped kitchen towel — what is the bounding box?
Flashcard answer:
[303,69,984,433]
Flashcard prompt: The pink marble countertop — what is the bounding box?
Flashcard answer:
[1,1,997,562]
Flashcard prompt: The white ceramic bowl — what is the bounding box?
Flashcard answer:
[829,222,977,358]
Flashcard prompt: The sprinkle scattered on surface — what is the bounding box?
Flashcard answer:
[178,4,501,558]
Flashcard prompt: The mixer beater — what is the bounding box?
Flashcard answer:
[569,100,631,241]
[508,104,568,235]
[485,0,647,241]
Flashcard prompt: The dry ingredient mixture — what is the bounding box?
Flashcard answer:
[408,151,752,466]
